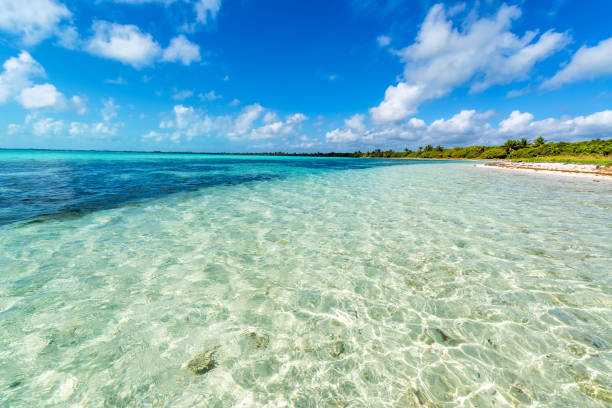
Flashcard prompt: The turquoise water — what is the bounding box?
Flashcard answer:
[1,151,611,407]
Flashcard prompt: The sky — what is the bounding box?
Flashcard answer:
[0,0,611,152]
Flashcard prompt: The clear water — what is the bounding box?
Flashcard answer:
[1,151,611,407]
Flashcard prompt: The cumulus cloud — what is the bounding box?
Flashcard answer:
[8,97,120,138]
[86,22,201,68]
[244,113,307,141]
[0,51,83,113]
[542,38,612,89]
[17,83,66,109]
[326,109,612,149]
[9,114,65,136]
[325,128,360,144]
[162,35,201,65]
[145,103,307,143]
[0,0,71,45]
[86,21,162,68]
[370,3,569,123]
[498,110,612,141]
[345,114,366,132]
[0,51,45,104]
[231,104,265,137]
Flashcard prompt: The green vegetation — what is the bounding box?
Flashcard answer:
[32,138,610,164]
[354,138,612,165]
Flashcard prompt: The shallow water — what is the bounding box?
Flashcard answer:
[1,151,611,407]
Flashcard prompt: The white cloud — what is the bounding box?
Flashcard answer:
[112,0,222,30]
[142,130,165,142]
[377,35,391,47]
[172,89,194,100]
[499,110,534,133]
[370,4,569,123]
[345,113,366,132]
[0,52,85,113]
[497,110,612,141]
[229,98,240,106]
[245,113,307,141]
[0,51,45,104]
[199,90,222,101]
[8,98,120,138]
[542,38,612,89]
[114,0,179,3]
[67,99,123,137]
[325,128,360,144]
[0,0,71,45]
[231,103,265,136]
[9,114,65,136]
[326,109,612,149]
[429,110,494,135]
[32,117,65,135]
[145,103,307,143]
[263,112,279,123]
[69,121,119,137]
[105,76,127,85]
[56,25,80,49]
[162,35,201,65]
[71,95,87,115]
[86,21,162,68]
[85,23,203,68]
[370,82,425,123]
[101,97,120,122]
[195,0,221,25]
[17,83,66,109]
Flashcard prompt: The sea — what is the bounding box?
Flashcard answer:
[1,150,611,406]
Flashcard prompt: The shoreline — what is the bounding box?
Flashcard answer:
[476,161,612,181]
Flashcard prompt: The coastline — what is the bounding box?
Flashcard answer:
[476,161,612,181]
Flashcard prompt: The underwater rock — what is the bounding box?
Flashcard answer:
[246,332,270,350]
[436,329,450,342]
[187,345,219,375]
[331,341,345,357]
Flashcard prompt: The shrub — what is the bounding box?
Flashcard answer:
[480,147,507,159]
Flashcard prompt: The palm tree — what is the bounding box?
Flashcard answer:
[504,139,519,151]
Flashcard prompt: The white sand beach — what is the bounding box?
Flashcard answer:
[477,161,612,181]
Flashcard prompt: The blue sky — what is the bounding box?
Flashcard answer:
[0,0,611,152]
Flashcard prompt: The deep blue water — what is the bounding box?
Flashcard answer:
[0,150,412,226]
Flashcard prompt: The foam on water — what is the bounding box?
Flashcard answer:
[0,153,611,407]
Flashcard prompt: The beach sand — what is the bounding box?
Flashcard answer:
[477,161,612,181]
